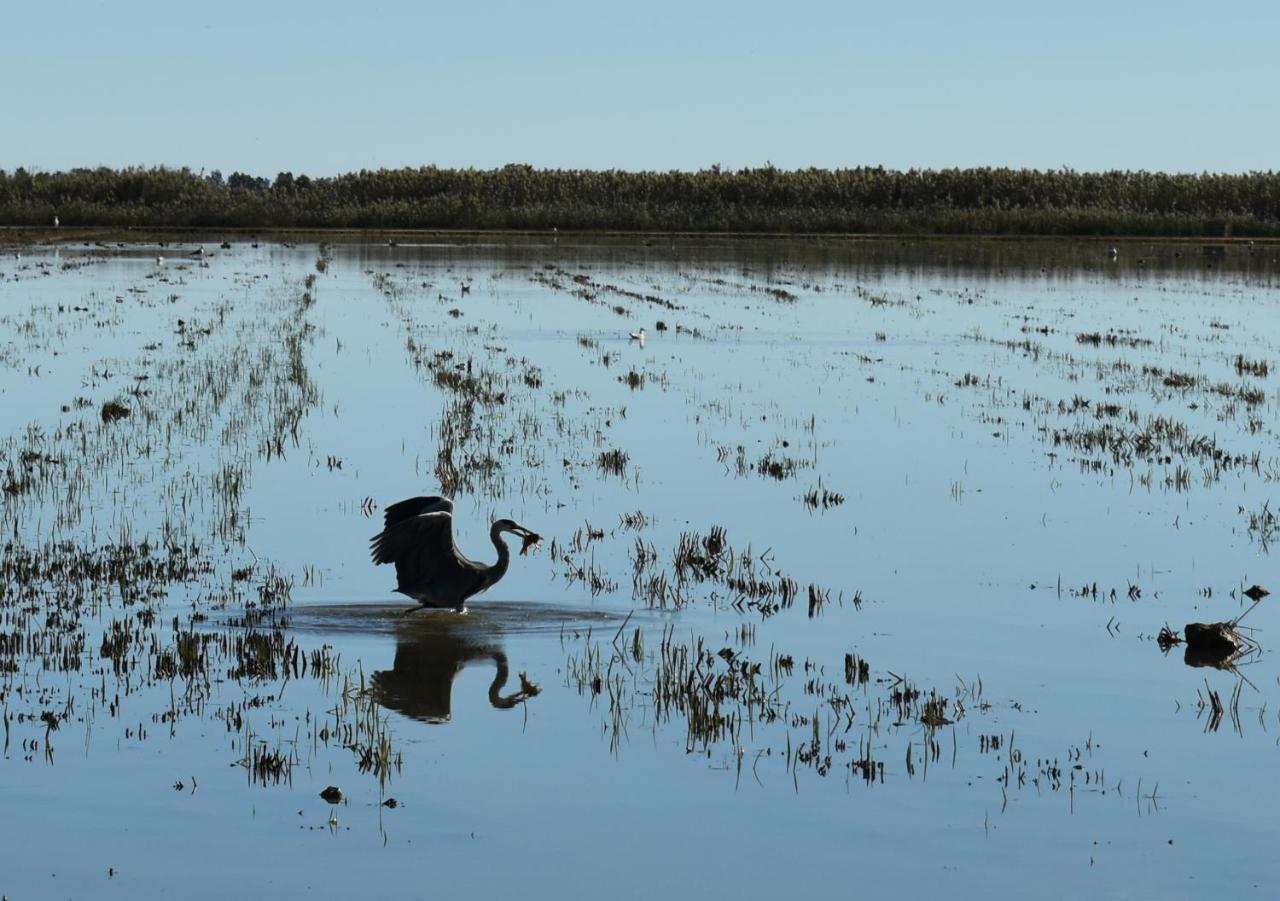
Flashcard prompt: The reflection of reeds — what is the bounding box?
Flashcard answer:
[802,481,845,510]
[1243,499,1278,549]
[243,725,294,787]
[1076,330,1152,349]
[562,623,1094,799]
[1234,354,1269,377]
[598,448,628,476]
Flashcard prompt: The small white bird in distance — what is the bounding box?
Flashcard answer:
[629,327,646,347]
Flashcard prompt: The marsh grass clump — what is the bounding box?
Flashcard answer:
[757,453,805,480]
[1050,413,1253,479]
[655,525,829,618]
[919,691,952,727]
[550,534,619,597]
[1243,499,1279,548]
[1237,385,1266,405]
[802,482,845,511]
[618,510,649,530]
[806,583,830,618]
[844,652,870,685]
[1161,371,1197,390]
[100,399,130,422]
[673,526,728,581]
[243,728,294,787]
[231,630,288,680]
[1,464,33,497]
[598,448,629,476]
[1076,330,1152,349]
[1234,354,1268,377]
[429,361,506,405]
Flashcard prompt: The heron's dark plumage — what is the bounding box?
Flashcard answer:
[381,495,453,530]
[369,495,537,611]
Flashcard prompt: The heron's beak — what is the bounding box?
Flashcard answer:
[516,526,542,556]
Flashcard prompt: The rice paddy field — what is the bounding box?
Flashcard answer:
[1,235,1278,898]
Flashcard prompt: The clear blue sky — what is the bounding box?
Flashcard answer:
[4,0,1277,176]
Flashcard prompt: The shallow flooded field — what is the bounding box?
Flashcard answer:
[1,236,1278,898]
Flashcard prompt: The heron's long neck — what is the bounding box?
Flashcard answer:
[486,524,512,587]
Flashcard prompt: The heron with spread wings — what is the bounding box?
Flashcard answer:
[370,496,540,611]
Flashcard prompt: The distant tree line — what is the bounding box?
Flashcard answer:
[2,164,1279,236]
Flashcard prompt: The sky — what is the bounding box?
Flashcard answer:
[3,0,1278,176]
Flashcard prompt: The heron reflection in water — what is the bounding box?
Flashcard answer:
[371,618,540,723]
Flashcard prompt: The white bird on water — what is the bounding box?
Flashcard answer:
[629,327,646,347]
[1108,246,1119,260]
[53,215,59,228]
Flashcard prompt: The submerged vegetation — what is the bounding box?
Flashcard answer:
[3,164,1280,235]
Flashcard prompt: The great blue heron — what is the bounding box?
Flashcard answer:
[369,496,539,611]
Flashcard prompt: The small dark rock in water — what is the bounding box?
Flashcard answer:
[1243,584,1269,601]
[100,400,130,423]
[382,798,399,808]
[319,785,344,804]
[1184,621,1240,658]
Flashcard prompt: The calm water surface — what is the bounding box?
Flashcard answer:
[1,237,1277,898]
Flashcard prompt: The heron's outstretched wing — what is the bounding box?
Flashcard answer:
[382,496,453,530]
[370,511,472,600]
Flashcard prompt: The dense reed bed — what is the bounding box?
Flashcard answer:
[4,164,1280,235]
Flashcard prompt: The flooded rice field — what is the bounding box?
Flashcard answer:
[1,236,1278,898]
